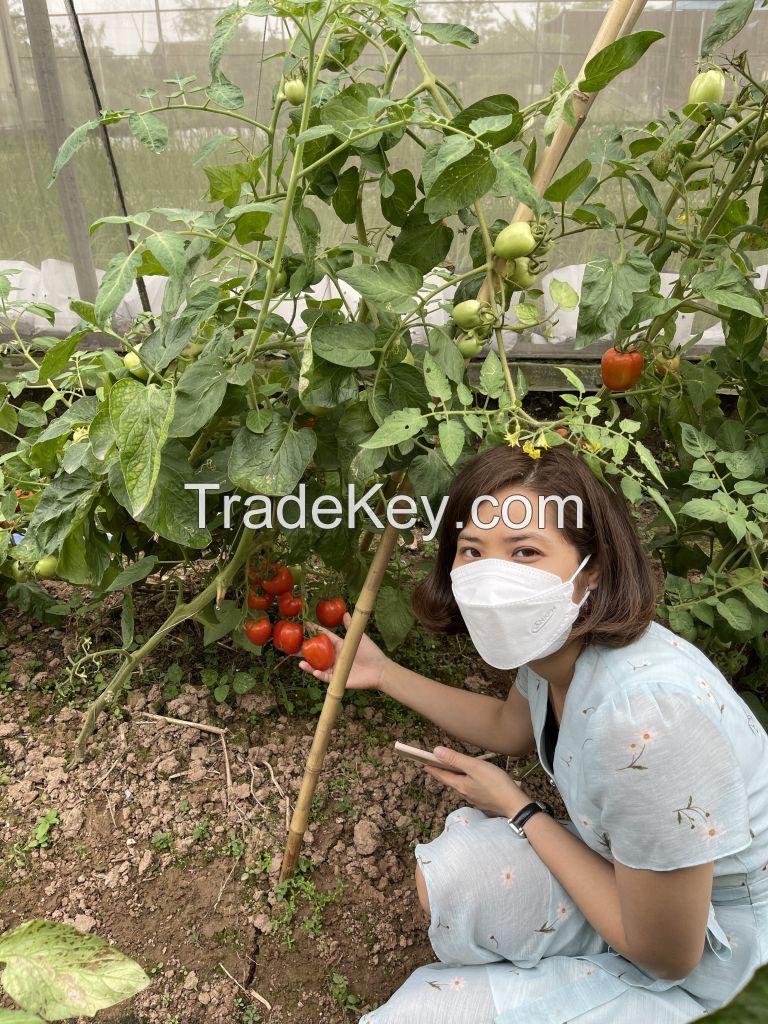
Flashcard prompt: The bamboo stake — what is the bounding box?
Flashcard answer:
[478,0,648,304]
[279,478,413,882]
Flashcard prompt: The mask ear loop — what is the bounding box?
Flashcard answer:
[567,552,592,584]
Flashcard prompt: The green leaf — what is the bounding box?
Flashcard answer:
[424,149,497,220]
[478,350,505,399]
[106,556,159,592]
[717,597,753,632]
[428,326,466,383]
[229,416,317,496]
[333,166,361,225]
[321,83,382,150]
[691,263,763,318]
[450,95,522,149]
[555,365,585,392]
[680,423,717,458]
[702,0,755,55]
[621,475,643,503]
[205,69,244,110]
[195,600,242,647]
[36,334,81,383]
[743,583,768,614]
[374,585,415,650]
[422,352,452,402]
[108,440,211,547]
[169,356,229,437]
[438,419,464,466]
[575,250,655,349]
[128,111,168,154]
[109,379,176,517]
[579,32,664,92]
[408,448,456,507]
[679,497,728,522]
[0,919,149,1020]
[337,261,423,315]
[0,1009,45,1022]
[209,4,246,76]
[490,147,540,212]
[627,172,667,238]
[12,469,99,561]
[634,439,666,487]
[95,249,143,327]
[380,168,416,227]
[549,279,579,310]
[146,231,187,279]
[419,22,479,48]
[49,119,100,184]
[388,201,453,275]
[360,409,428,449]
[544,160,591,203]
[312,322,376,368]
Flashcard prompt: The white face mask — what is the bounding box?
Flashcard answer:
[450,554,592,669]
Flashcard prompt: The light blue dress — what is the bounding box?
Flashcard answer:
[358,621,768,1023]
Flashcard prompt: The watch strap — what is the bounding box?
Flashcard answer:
[507,800,555,838]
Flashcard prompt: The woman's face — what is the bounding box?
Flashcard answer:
[450,484,598,598]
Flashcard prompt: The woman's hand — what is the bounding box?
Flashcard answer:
[423,746,533,818]
[296,612,391,691]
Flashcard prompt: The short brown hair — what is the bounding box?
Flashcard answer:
[412,445,658,649]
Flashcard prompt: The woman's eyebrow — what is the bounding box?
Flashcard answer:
[457,532,542,544]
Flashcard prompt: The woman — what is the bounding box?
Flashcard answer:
[299,445,768,1023]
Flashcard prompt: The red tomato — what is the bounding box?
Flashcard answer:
[244,617,272,646]
[247,591,273,611]
[316,597,346,628]
[303,417,316,429]
[274,619,304,654]
[278,591,302,617]
[600,348,644,391]
[555,427,569,437]
[261,563,294,596]
[301,633,335,671]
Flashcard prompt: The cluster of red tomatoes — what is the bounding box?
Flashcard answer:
[0,488,33,530]
[243,560,347,672]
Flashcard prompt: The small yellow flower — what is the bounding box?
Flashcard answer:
[535,432,550,450]
[523,439,542,459]
[677,212,687,225]
[504,430,520,447]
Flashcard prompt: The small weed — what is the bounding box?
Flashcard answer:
[191,819,211,842]
[271,856,344,949]
[221,833,246,859]
[234,995,263,1024]
[179,797,190,816]
[26,809,59,850]
[328,972,366,1014]
[151,831,174,852]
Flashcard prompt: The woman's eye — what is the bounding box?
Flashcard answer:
[458,545,481,558]
[513,547,539,559]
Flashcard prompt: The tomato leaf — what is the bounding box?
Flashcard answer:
[109,379,176,517]
[579,32,664,93]
[702,0,755,55]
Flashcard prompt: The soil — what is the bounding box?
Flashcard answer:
[0,587,564,1024]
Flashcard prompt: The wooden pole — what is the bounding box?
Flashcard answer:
[478,0,648,304]
[279,478,413,883]
[22,0,98,304]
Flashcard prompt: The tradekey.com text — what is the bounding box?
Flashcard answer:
[185,484,583,542]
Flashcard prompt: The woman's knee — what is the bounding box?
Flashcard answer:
[415,863,430,914]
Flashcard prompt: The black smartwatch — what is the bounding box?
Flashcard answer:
[507,800,555,839]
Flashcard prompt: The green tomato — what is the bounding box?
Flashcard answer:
[688,68,725,106]
[284,79,306,106]
[34,555,58,579]
[456,334,485,358]
[509,257,537,289]
[493,222,536,260]
[452,299,487,331]
[9,561,24,582]
[123,350,149,380]
[273,269,288,291]
[301,402,333,417]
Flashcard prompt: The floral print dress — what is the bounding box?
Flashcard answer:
[358,621,768,1023]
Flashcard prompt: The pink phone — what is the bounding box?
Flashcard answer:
[394,741,467,774]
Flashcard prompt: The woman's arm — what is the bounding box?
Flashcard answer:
[519,810,714,979]
[381,662,537,757]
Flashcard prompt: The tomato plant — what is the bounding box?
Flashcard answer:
[1,0,766,747]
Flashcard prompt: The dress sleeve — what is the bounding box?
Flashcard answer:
[514,666,529,700]
[584,684,752,871]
